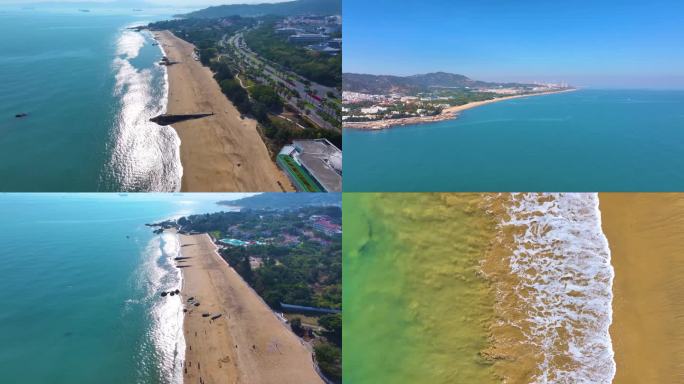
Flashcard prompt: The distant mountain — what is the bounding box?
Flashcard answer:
[218,193,341,210]
[343,72,533,95]
[179,0,340,18]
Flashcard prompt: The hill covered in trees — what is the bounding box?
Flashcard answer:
[178,0,341,18]
[343,71,535,95]
[218,192,341,210]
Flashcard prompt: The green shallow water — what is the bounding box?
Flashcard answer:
[343,193,497,383]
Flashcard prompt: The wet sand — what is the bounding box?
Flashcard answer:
[599,193,684,383]
[177,232,322,384]
[156,31,292,192]
[343,89,576,130]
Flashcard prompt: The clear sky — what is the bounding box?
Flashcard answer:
[344,0,684,88]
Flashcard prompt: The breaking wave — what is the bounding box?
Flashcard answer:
[485,193,615,383]
[100,26,181,191]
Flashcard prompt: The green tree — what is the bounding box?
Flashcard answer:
[290,317,304,336]
[315,342,342,383]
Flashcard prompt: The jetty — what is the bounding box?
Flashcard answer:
[150,113,214,126]
[159,56,178,66]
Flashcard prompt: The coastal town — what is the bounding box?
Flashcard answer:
[342,72,573,129]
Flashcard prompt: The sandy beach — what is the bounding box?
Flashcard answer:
[599,193,684,383]
[343,89,576,130]
[155,31,292,192]
[175,231,322,384]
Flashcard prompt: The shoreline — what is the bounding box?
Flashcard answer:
[156,32,184,192]
[599,193,684,384]
[482,193,614,383]
[172,230,322,384]
[343,88,577,130]
[154,31,293,192]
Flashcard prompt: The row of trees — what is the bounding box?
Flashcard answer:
[210,58,341,153]
[244,22,341,88]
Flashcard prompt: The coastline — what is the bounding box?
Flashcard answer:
[173,230,322,384]
[482,193,615,383]
[343,88,577,130]
[599,193,684,383]
[154,31,293,192]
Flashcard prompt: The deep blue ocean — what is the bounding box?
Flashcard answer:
[0,193,246,383]
[344,89,684,191]
[0,7,187,192]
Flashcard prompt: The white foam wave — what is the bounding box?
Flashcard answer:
[500,193,615,384]
[105,29,182,191]
[116,30,146,59]
[141,233,185,384]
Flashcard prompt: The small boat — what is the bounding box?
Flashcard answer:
[15,113,28,118]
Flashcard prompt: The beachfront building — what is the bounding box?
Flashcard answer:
[310,215,342,236]
[288,33,329,44]
[275,27,302,35]
[277,139,342,192]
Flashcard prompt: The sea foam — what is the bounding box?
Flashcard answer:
[139,232,185,384]
[116,29,146,59]
[102,27,182,191]
[494,193,615,383]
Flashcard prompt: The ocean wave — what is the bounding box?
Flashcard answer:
[102,29,182,191]
[116,29,146,59]
[136,233,185,384]
[488,193,615,383]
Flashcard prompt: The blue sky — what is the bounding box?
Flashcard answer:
[344,0,684,88]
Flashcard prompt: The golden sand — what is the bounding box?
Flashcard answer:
[600,193,684,383]
[156,31,293,192]
[177,232,322,384]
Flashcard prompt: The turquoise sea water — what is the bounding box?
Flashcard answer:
[344,90,684,191]
[0,193,243,383]
[0,8,183,192]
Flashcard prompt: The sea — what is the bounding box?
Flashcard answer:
[0,193,246,384]
[344,89,684,191]
[344,193,615,384]
[0,7,189,192]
